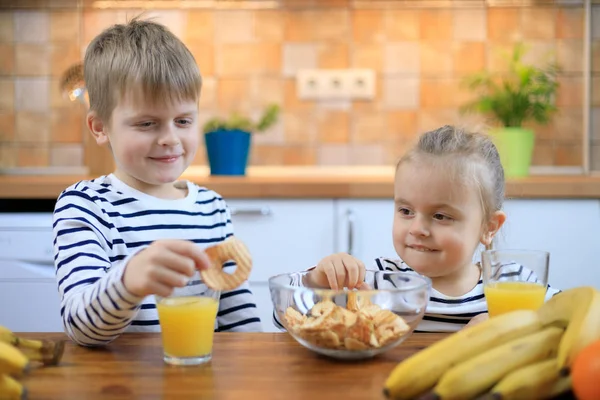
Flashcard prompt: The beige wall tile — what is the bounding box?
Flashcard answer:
[142,10,186,40]
[556,77,583,107]
[15,78,49,111]
[594,77,600,107]
[250,77,284,108]
[250,144,284,165]
[50,11,79,42]
[553,108,583,141]
[51,43,80,77]
[188,42,214,77]
[16,111,49,142]
[487,42,516,73]
[487,8,521,41]
[317,144,350,165]
[252,118,284,145]
[254,10,284,42]
[592,41,600,73]
[0,44,14,76]
[284,111,316,144]
[185,11,214,42]
[198,76,216,111]
[384,42,420,75]
[417,109,459,133]
[420,41,453,77]
[352,10,385,43]
[523,120,555,141]
[383,77,419,110]
[0,12,14,42]
[283,43,318,77]
[50,143,83,167]
[420,79,459,108]
[554,142,582,166]
[16,44,50,76]
[217,43,280,76]
[0,143,17,168]
[315,110,349,144]
[50,108,83,143]
[82,10,122,45]
[0,112,14,142]
[557,40,584,73]
[557,8,583,39]
[385,10,420,41]
[352,43,383,71]
[352,110,386,144]
[285,10,348,42]
[453,9,486,41]
[284,78,314,112]
[283,146,316,166]
[387,111,418,142]
[49,77,75,109]
[420,10,453,41]
[0,79,14,111]
[347,144,385,166]
[17,145,49,167]
[215,11,254,44]
[521,41,557,69]
[531,139,554,165]
[318,42,349,69]
[453,42,485,75]
[14,11,49,43]
[521,9,556,40]
[217,77,251,111]
[592,107,600,141]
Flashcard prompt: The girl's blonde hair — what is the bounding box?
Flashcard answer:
[84,17,202,122]
[397,125,505,224]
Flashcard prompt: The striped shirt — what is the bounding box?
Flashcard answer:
[53,174,262,346]
[273,258,560,333]
[375,258,560,332]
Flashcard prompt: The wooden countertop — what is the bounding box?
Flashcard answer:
[1,166,599,199]
[19,332,445,400]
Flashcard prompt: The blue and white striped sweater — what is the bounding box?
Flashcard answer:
[53,174,262,346]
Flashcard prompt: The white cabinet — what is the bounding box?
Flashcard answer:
[334,200,396,266]
[498,199,600,290]
[227,199,336,331]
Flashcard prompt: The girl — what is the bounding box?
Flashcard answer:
[303,125,559,332]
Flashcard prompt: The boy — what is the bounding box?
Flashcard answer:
[53,18,262,346]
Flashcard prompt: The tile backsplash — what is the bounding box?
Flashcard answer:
[0,3,598,170]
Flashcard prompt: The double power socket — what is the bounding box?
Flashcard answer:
[296,69,376,101]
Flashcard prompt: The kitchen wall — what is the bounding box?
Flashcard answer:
[0,2,598,170]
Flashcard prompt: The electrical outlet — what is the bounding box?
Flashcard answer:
[296,69,376,100]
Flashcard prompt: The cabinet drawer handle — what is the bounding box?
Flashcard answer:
[230,206,272,216]
[346,209,355,256]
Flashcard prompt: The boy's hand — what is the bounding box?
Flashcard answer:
[122,240,211,298]
[306,253,366,290]
[464,313,489,329]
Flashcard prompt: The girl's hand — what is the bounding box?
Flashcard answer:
[306,253,367,290]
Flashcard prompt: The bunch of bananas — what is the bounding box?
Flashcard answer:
[0,326,66,400]
[384,286,600,400]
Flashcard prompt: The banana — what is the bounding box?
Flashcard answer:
[0,343,29,377]
[482,358,571,400]
[0,374,27,400]
[536,287,600,371]
[0,327,65,366]
[383,310,543,400]
[429,326,563,400]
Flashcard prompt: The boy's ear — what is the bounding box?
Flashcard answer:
[481,210,507,247]
[86,111,109,146]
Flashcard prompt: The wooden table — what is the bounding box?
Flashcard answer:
[19,332,445,400]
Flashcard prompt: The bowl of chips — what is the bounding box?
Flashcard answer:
[268,270,431,360]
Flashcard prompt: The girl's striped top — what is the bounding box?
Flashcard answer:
[53,174,262,346]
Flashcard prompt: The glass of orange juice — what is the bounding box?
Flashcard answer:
[156,271,220,366]
[482,249,549,317]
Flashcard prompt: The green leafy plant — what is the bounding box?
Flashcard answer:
[461,43,560,128]
[203,104,280,134]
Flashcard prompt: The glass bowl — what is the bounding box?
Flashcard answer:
[269,270,431,360]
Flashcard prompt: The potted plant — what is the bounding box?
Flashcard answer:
[203,104,280,176]
[461,43,560,177]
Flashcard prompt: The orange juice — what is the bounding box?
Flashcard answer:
[484,281,546,317]
[157,296,219,358]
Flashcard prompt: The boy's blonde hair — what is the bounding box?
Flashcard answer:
[84,17,202,122]
[397,125,505,224]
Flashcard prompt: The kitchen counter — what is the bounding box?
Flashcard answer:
[19,332,446,399]
[1,166,599,199]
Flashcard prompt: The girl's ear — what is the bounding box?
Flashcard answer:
[481,210,506,247]
[87,111,110,146]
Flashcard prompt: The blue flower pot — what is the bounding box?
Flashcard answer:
[204,129,251,176]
